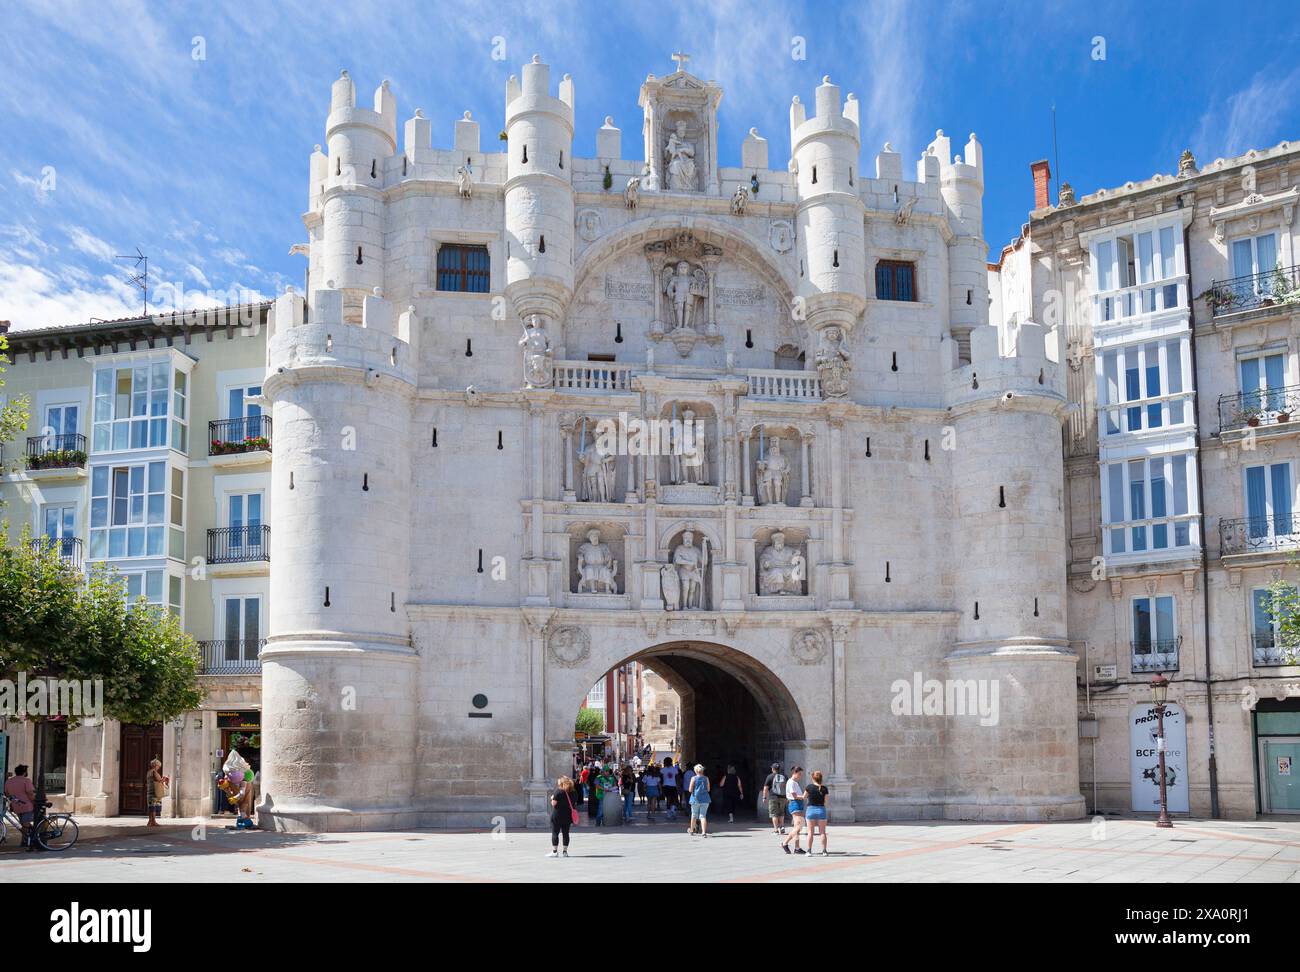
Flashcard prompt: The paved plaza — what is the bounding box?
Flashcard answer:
[3,815,1298,882]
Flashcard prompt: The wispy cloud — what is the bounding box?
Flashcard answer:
[1192,64,1300,162]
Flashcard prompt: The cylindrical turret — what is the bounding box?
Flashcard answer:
[317,72,397,322]
[930,130,987,362]
[791,77,866,335]
[941,323,1083,820]
[503,55,575,326]
[258,286,419,832]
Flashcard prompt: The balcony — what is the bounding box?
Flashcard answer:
[1131,638,1180,673]
[209,415,272,458]
[747,369,822,401]
[28,535,83,568]
[24,433,87,478]
[206,525,270,565]
[553,361,634,393]
[198,639,264,675]
[1252,632,1299,668]
[1204,265,1300,318]
[1217,384,1300,435]
[1219,516,1300,558]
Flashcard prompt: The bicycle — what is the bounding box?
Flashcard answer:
[0,795,80,852]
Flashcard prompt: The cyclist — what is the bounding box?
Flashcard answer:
[4,765,37,850]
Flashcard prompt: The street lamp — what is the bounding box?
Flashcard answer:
[1149,673,1174,829]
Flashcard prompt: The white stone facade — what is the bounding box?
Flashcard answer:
[255,56,1085,832]
[993,142,1300,819]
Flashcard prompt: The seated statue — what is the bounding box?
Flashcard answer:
[576,529,619,594]
[758,532,805,596]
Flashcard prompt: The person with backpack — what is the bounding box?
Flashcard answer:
[548,776,578,858]
[686,763,711,837]
[762,762,788,834]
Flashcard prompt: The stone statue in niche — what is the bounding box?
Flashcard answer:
[519,315,553,388]
[756,435,790,506]
[815,325,851,399]
[758,532,806,596]
[663,530,709,610]
[456,164,473,199]
[624,173,640,209]
[578,442,616,502]
[664,119,698,191]
[669,409,708,485]
[662,261,709,331]
[576,529,619,594]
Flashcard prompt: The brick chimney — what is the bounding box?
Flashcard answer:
[0,320,10,335]
[1030,159,1052,210]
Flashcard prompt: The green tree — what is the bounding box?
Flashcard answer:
[575,706,605,736]
[0,529,203,813]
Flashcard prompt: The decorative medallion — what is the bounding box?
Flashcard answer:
[791,628,827,665]
[548,626,590,668]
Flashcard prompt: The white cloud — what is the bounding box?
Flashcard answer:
[1193,64,1300,162]
[65,226,116,262]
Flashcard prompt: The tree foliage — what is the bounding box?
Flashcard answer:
[0,527,203,726]
[575,706,605,736]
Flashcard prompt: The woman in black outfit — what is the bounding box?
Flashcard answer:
[718,764,744,822]
[549,775,577,858]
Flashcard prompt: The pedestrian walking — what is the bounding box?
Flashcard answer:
[597,764,618,826]
[587,763,601,824]
[548,776,578,858]
[761,763,788,834]
[718,764,744,823]
[644,762,661,821]
[686,763,711,837]
[780,766,807,855]
[681,761,697,831]
[661,757,680,819]
[804,771,830,855]
[620,765,637,823]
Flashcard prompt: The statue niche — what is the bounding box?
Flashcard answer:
[645,232,722,357]
[664,118,699,192]
[575,528,619,595]
[757,531,806,597]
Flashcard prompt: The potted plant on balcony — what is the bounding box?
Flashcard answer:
[25,447,87,470]
[1199,285,1236,314]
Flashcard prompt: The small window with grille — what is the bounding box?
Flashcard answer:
[875,260,917,302]
[436,243,491,293]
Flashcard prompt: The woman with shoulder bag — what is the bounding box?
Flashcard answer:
[548,776,578,858]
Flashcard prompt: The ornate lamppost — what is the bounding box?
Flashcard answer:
[1150,673,1174,829]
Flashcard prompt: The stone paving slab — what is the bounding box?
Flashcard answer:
[2,816,1297,883]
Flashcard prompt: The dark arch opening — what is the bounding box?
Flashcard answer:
[572,641,805,820]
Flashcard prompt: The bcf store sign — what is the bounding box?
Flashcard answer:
[1130,703,1189,813]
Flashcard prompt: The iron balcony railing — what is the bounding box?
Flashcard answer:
[1131,638,1180,673]
[209,415,272,456]
[28,535,83,568]
[1218,383,1300,433]
[1252,632,1299,668]
[25,432,87,470]
[1204,264,1300,317]
[206,525,270,564]
[1219,515,1300,557]
[198,639,264,675]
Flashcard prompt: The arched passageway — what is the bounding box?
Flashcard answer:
[574,640,807,815]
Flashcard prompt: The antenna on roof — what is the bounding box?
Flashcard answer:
[115,247,148,318]
[1051,103,1061,203]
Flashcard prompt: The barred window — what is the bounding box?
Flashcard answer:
[875,260,916,302]
[436,244,491,293]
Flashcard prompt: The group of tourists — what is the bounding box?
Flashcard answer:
[548,756,831,857]
[762,762,830,856]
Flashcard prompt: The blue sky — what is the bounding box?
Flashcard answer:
[2,0,1298,330]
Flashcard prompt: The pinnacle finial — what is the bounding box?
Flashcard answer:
[463,110,472,119]
[531,53,541,63]
[822,75,831,84]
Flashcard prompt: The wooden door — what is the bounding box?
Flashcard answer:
[119,723,163,815]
